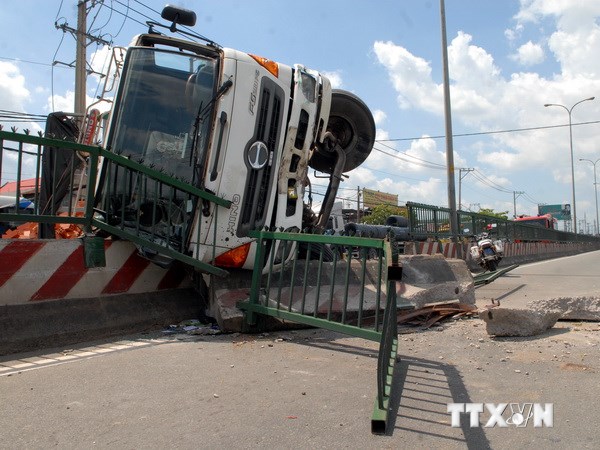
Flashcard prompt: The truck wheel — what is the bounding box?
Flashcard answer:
[298,241,335,262]
[309,89,375,174]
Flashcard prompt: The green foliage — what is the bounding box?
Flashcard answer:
[478,208,509,220]
[361,204,406,225]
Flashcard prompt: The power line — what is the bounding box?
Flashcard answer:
[0,56,59,68]
[0,110,47,122]
[102,0,147,29]
[470,169,513,193]
[372,143,447,170]
[376,120,600,143]
[523,192,542,205]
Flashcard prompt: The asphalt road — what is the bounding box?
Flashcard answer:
[1,252,599,449]
[475,249,600,309]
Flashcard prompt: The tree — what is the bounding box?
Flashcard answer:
[361,204,406,225]
[478,208,509,220]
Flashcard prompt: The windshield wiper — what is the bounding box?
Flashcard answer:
[190,78,233,183]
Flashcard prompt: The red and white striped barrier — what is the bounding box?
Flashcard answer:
[0,239,191,306]
[404,241,458,258]
[404,240,588,262]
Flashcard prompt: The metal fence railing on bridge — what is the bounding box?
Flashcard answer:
[0,129,230,276]
[237,230,404,434]
[406,201,600,243]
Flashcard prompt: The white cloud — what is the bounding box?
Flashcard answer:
[504,23,524,42]
[48,90,76,114]
[322,70,343,89]
[369,4,600,217]
[373,40,440,111]
[372,109,387,126]
[515,0,600,78]
[511,41,545,66]
[0,61,44,136]
[372,19,600,184]
[0,61,31,112]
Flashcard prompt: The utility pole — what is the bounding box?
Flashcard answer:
[458,168,474,211]
[357,186,361,223]
[513,191,524,218]
[439,0,460,256]
[75,0,87,120]
[579,157,600,235]
[54,1,110,124]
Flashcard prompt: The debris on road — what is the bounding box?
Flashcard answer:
[162,319,221,336]
[396,301,478,329]
[480,307,561,337]
[527,296,600,321]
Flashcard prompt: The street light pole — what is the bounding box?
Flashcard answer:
[440,0,460,249]
[544,96,595,234]
[579,157,600,235]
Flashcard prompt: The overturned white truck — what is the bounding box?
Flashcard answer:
[93,5,376,274]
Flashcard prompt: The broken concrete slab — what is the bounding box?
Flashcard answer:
[479,307,561,337]
[399,254,475,309]
[527,297,600,321]
[209,254,475,332]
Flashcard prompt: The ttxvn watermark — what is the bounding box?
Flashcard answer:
[447,403,554,428]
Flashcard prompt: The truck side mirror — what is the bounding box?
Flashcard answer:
[161,5,197,28]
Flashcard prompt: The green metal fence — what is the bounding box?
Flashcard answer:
[407,201,600,243]
[237,229,403,434]
[0,129,230,276]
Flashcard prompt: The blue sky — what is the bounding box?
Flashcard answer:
[2,1,600,232]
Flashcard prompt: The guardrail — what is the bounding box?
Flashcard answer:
[406,201,600,243]
[0,129,230,276]
[237,229,403,434]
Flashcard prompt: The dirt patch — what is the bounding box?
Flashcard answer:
[560,362,594,372]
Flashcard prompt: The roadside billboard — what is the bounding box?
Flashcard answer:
[362,188,398,209]
[538,204,571,220]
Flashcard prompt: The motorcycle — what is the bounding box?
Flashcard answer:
[469,232,503,272]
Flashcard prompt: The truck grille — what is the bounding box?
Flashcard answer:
[238,78,283,236]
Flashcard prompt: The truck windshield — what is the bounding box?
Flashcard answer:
[108,47,218,184]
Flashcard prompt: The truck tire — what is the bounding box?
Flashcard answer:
[298,241,335,262]
[309,89,375,174]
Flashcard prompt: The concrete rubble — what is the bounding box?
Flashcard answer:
[479,307,562,337]
[211,254,475,332]
[396,254,475,308]
[527,296,600,321]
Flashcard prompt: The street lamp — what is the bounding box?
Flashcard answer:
[544,96,595,234]
[579,157,600,235]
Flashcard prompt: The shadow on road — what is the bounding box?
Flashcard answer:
[294,332,492,447]
[384,356,492,448]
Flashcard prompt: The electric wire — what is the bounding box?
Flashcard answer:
[375,140,447,169]
[0,57,56,67]
[372,143,447,170]
[109,0,129,40]
[89,0,113,36]
[376,120,600,143]
[50,31,67,113]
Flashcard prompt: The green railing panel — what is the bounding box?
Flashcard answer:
[407,201,600,243]
[238,230,402,434]
[1,130,231,276]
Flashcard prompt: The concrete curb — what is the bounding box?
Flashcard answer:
[0,288,203,355]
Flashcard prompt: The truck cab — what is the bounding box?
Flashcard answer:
[95,6,375,271]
